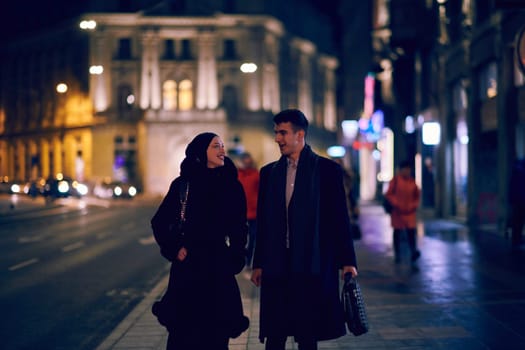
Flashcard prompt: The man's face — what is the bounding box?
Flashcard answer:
[241,155,254,169]
[399,166,411,178]
[274,122,304,157]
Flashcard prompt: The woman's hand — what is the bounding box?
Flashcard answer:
[177,247,188,261]
[251,268,262,287]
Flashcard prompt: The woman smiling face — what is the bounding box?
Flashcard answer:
[206,136,226,168]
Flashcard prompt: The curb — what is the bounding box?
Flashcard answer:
[95,275,169,350]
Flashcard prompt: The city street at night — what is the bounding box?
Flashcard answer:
[96,202,525,350]
[0,194,168,350]
[1,1,525,349]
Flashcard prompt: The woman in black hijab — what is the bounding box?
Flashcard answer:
[151,132,249,349]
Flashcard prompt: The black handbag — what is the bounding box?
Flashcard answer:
[342,273,369,336]
[152,290,177,331]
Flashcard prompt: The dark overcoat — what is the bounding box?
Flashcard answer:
[252,145,357,342]
[151,157,249,340]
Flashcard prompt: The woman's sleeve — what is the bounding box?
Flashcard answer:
[151,180,182,261]
[228,181,249,273]
[231,181,248,250]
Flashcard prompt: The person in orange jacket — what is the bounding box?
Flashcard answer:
[385,160,421,264]
[238,152,260,268]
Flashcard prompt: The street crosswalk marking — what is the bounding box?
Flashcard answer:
[8,258,39,271]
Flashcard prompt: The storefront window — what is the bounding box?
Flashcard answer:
[478,62,497,100]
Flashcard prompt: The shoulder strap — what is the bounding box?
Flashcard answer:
[178,180,189,229]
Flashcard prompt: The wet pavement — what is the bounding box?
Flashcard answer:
[3,194,525,349]
[96,201,525,350]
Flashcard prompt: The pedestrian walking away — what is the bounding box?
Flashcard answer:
[384,160,421,264]
[251,109,359,350]
[237,152,260,268]
[150,132,249,350]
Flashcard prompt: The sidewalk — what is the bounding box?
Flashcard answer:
[96,202,525,350]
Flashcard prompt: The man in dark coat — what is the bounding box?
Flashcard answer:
[251,109,358,350]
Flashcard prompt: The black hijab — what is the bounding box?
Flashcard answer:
[180,132,238,182]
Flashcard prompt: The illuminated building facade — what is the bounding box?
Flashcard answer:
[341,0,525,230]
[0,2,339,195]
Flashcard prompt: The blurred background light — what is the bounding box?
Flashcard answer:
[327,146,346,158]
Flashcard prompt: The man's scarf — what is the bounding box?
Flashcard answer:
[264,145,321,276]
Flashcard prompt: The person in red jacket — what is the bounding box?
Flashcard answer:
[238,152,260,268]
[385,160,421,264]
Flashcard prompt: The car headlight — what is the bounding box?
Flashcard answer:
[76,183,89,196]
[58,180,69,193]
[10,184,21,193]
[113,186,122,196]
[128,186,137,197]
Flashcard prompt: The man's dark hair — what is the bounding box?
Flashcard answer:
[399,160,413,169]
[273,109,309,134]
[240,152,252,160]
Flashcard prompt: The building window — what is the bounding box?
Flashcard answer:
[114,134,137,182]
[163,80,177,110]
[117,84,134,118]
[162,79,193,111]
[178,79,193,110]
[117,38,132,60]
[478,62,497,101]
[453,80,468,112]
[180,39,192,60]
[223,39,237,60]
[164,39,175,60]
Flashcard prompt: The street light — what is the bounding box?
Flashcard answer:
[422,122,441,146]
[240,62,257,73]
[79,20,97,30]
[56,83,68,94]
[89,65,104,75]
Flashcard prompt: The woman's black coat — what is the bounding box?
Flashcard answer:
[253,146,357,342]
[151,157,248,339]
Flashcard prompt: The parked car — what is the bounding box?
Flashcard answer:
[93,179,138,199]
[0,176,11,193]
[43,174,89,199]
[7,179,26,194]
[23,178,47,197]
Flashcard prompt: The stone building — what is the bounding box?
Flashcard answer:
[0,1,339,195]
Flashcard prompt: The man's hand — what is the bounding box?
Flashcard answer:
[342,265,358,279]
[251,268,262,287]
